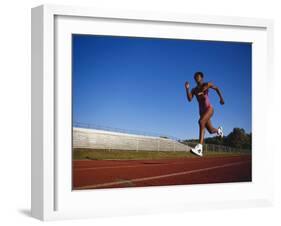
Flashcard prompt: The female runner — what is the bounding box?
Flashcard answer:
[185,71,225,156]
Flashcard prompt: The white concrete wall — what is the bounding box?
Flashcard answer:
[73,127,191,152]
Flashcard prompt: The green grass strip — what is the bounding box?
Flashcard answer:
[73,148,251,160]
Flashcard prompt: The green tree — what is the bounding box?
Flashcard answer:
[184,127,252,149]
[226,128,251,148]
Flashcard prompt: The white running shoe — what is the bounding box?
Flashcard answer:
[217,126,223,138]
[191,143,203,157]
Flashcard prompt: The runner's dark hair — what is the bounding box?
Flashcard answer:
[194,71,204,78]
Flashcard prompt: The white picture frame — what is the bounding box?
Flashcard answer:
[31,4,274,221]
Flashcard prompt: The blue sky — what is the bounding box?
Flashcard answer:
[72,35,252,140]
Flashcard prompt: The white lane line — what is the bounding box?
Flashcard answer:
[75,160,250,189]
[74,158,244,171]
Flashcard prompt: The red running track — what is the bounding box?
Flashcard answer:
[73,155,251,190]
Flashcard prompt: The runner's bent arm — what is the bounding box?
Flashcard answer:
[208,82,225,105]
[185,82,194,102]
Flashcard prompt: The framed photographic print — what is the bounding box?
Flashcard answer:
[31,4,274,221]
